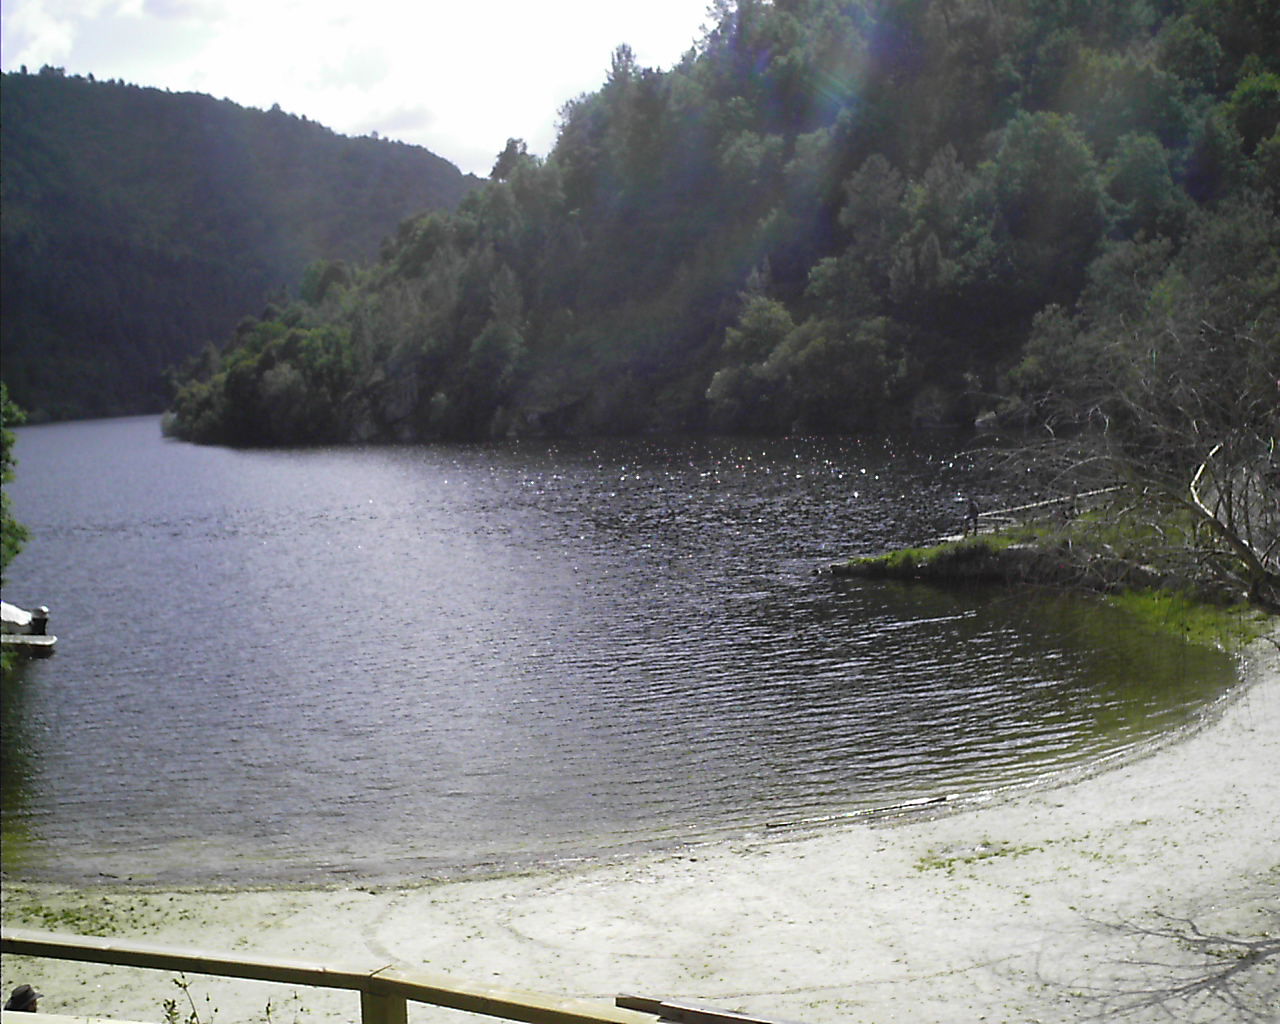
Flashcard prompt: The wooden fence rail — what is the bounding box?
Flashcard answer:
[1,928,652,1024]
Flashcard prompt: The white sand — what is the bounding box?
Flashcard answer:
[4,633,1278,1024]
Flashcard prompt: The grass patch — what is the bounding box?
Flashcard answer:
[915,839,1044,874]
[839,534,1024,578]
[835,503,1279,636]
[1104,589,1273,652]
[7,897,130,935]
[3,890,196,935]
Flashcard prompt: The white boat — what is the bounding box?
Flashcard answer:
[1,600,57,655]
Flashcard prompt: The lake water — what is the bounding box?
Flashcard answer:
[1,416,1237,886]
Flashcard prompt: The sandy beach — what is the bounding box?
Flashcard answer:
[3,632,1277,1024]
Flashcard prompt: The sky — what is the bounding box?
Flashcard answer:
[0,0,715,177]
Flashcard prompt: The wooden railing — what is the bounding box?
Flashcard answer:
[1,928,651,1024]
[1,929,805,1024]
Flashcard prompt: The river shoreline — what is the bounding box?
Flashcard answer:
[3,631,1276,1023]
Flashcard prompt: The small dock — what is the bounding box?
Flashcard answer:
[1,600,57,656]
[1,632,57,653]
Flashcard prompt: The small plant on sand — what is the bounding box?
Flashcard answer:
[159,976,297,1024]
[163,975,215,1024]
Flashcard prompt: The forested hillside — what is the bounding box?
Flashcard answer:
[164,0,1278,447]
[1,69,479,421]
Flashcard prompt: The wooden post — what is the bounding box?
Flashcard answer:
[360,990,409,1024]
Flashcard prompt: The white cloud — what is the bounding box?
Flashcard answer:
[318,46,390,92]
[142,0,226,18]
[0,0,712,175]
[1,0,77,68]
[357,104,436,137]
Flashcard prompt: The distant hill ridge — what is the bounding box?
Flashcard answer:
[0,68,480,421]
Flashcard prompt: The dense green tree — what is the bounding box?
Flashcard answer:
[1,383,29,585]
[765,315,899,431]
[1104,132,1190,238]
[706,293,796,429]
[1181,107,1246,201]
[991,110,1106,307]
[1006,195,1280,602]
[168,317,357,445]
[163,0,1277,452]
[1156,15,1225,92]
[1227,70,1280,152]
[490,138,530,181]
